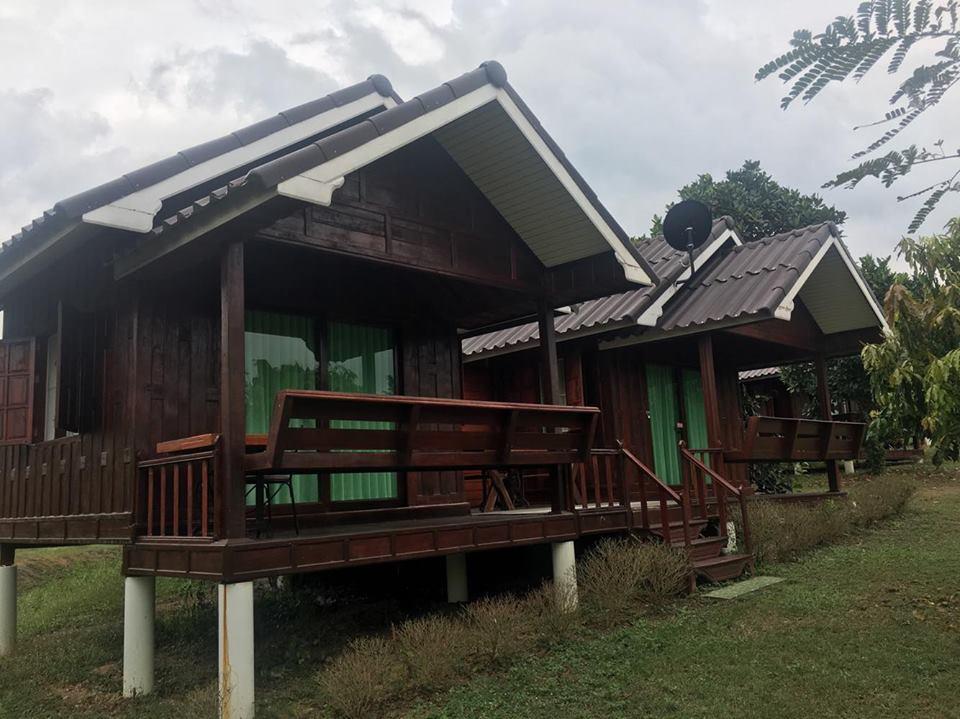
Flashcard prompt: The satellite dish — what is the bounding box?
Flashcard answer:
[662,199,712,275]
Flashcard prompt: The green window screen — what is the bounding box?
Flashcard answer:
[245,310,319,504]
[645,364,680,485]
[327,321,398,502]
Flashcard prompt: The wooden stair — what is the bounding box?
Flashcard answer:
[610,443,756,588]
[649,520,753,583]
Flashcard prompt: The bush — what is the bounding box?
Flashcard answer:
[393,614,470,692]
[749,462,793,493]
[577,538,690,626]
[745,474,917,566]
[463,594,530,667]
[318,636,404,719]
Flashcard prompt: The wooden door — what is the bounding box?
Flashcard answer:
[0,338,37,445]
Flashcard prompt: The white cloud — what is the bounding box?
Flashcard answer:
[0,0,956,262]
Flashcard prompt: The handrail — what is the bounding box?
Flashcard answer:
[679,442,753,561]
[680,447,742,497]
[620,445,683,504]
[620,443,691,552]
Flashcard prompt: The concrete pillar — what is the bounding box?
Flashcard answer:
[842,460,855,475]
[445,553,468,603]
[218,582,255,719]
[551,541,578,611]
[123,576,156,697]
[0,562,15,657]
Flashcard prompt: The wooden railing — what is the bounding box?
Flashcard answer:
[724,416,866,463]
[138,445,218,539]
[680,443,753,560]
[620,444,693,552]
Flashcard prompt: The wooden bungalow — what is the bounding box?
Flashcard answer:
[0,62,688,718]
[462,219,888,545]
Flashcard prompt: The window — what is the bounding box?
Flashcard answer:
[327,321,397,501]
[244,312,399,504]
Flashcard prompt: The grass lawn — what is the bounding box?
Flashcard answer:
[0,465,957,718]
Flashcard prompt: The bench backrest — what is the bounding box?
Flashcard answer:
[245,390,600,474]
[732,416,866,462]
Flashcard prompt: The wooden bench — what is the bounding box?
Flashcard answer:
[244,390,600,476]
[723,416,866,463]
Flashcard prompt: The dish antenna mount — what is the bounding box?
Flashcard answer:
[662,199,712,277]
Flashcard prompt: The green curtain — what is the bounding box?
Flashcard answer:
[682,368,711,473]
[244,310,319,504]
[645,364,681,485]
[327,321,398,501]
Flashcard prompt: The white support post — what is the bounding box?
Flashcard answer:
[0,563,16,657]
[842,460,855,475]
[551,541,578,612]
[123,576,156,697]
[445,553,468,603]
[218,582,255,719]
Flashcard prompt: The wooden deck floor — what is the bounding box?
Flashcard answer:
[122,503,635,583]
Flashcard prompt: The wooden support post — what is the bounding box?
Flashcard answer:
[815,353,841,493]
[220,242,247,539]
[0,545,14,657]
[697,335,725,484]
[538,298,569,513]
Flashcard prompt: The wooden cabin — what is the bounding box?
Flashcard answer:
[0,62,691,718]
[462,219,888,508]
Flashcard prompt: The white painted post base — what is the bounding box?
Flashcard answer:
[123,576,156,697]
[0,564,16,657]
[551,541,578,612]
[218,582,255,719]
[445,553,468,603]
[842,460,855,475]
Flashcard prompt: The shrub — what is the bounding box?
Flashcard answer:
[749,462,794,493]
[847,475,915,525]
[521,581,582,647]
[317,636,404,719]
[463,594,530,668]
[392,614,470,692]
[745,474,917,566]
[577,538,689,626]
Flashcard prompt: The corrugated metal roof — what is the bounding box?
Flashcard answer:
[462,216,736,356]
[739,366,781,381]
[4,76,397,257]
[4,62,658,297]
[657,222,835,332]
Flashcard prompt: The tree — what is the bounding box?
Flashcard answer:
[757,1,960,232]
[650,160,846,242]
[862,217,960,462]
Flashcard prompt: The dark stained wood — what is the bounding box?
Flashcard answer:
[219,241,246,538]
[724,416,865,463]
[156,433,220,454]
[815,353,841,492]
[0,338,37,444]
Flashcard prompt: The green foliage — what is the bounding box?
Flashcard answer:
[758,1,960,231]
[650,160,846,241]
[862,217,960,461]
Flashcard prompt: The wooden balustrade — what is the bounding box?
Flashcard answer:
[680,443,753,561]
[724,416,866,463]
[138,449,217,539]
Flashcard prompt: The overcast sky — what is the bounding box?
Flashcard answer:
[1,0,957,262]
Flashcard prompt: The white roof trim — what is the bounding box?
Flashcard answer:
[82,93,394,233]
[277,85,654,286]
[774,235,889,332]
[635,227,742,327]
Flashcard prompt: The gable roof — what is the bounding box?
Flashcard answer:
[2,62,656,297]
[6,76,398,252]
[249,62,655,283]
[465,220,889,360]
[462,216,739,358]
[654,221,887,335]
